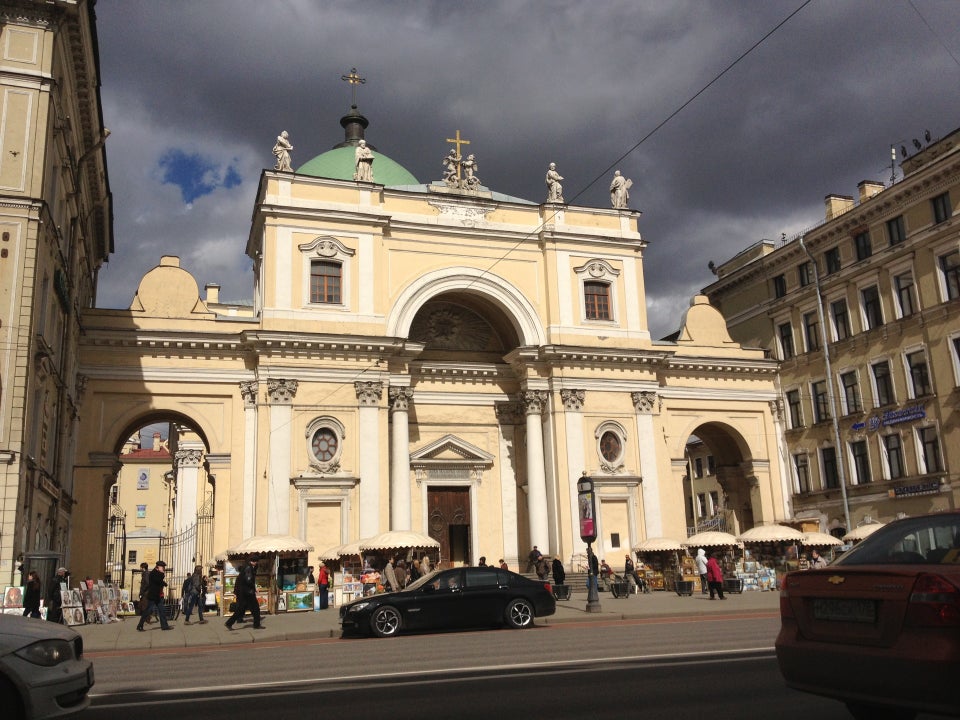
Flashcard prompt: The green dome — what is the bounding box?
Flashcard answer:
[297,146,418,186]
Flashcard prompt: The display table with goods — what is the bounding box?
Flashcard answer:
[633,537,685,591]
[217,534,315,614]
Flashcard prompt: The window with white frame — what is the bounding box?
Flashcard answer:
[854,229,872,261]
[305,416,346,472]
[861,284,883,330]
[904,348,932,398]
[886,215,906,246]
[839,370,862,414]
[871,359,895,407]
[882,433,905,480]
[893,270,917,318]
[798,261,814,287]
[916,426,943,474]
[849,440,871,484]
[793,453,811,493]
[575,259,620,323]
[786,389,803,429]
[778,321,795,360]
[820,446,839,489]
[596,420,627,470]
[299,236,354,309]
[830,298,850,341]
[803,311,820,352]
[939,248,960,302]
[931,191,951,225]
[812,380,830,423]
[951,335,960,387]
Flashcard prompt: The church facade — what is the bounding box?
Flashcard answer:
[69,114,790,579]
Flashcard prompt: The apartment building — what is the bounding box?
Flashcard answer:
[704,127,960,536]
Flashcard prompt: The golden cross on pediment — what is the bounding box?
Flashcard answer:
[341,67,366,106]
[445,130,471,183]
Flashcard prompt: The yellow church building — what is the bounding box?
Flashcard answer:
[67,102,790,581]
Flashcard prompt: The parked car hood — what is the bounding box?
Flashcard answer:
[0,615,79,652]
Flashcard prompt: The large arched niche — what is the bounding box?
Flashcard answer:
[108,410,212,456]
[387,267,546,348]
[682,421,753,466]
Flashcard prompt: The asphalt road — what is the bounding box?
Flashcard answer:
[82,616,952,720]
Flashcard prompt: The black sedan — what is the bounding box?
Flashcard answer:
[339,567,556,637]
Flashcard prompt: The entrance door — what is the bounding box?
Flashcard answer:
[428,487,471,567]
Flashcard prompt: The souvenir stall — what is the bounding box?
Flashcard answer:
[798,531,843,569]
[682,531,742,594]
[358,530,440,595]
[737,524,804,590]
[219,534,314,615]
[632,537,684,591]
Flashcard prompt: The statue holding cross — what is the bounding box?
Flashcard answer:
[444,130,470,188]
[441,130,481,191]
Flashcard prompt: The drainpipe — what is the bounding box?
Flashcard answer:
[799,237,851,533]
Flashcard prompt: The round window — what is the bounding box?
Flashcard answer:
[600,431,621,462]
[311,428,338,462]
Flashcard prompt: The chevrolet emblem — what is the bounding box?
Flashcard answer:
[828,575,845,585]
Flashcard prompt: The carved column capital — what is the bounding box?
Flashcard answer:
[355,381,384,407]
[240,380,258,408]
[521,390,548,416]
[495,401,523,426]
[769,398,784,422]
[389,386,414,412]
[267,379,298,404]
[175,448,203,468]
[632,390,659,414]
[560,389,585,411]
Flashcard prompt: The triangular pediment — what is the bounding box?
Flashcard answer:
[410,434,494,464]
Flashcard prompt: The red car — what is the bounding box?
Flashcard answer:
[776,511,960,720]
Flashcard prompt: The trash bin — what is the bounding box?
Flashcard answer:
[610,581,630,598]
[675,580,695,596]
[723,577,744,594]
[553,584,571,601]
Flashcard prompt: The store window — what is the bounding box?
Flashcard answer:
[840,371,862,414]
[871,360,894,407]
[905,349,932,398]
[821,447,839,489]
[861,285,883,330]
[778,322,794,360]
[854,230,872,261]
[786,389,803,429]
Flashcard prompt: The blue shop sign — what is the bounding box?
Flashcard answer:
[889,481,941,499]
[851,403,925,432]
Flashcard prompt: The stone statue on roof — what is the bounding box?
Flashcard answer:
[273,130,293,172]
[354,139,374,182]
[545,162,564,203]
[610,170,632,209]
[442,149,460,187]
[461,154,481,190]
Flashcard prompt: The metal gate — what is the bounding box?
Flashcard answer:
[159,496,214,600]
[105,504,126,587]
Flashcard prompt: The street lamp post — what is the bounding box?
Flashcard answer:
[577,472,602,613]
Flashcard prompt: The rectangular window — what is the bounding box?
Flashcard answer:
[824,247,841,275]
[861,285,883,329]
[694,457,704,478]
[941,249,960,301]
[794,453,811,493]
[840,371,862,414]
[707,455,715,475]
[894,271,917,317]
[886,215,906,246]
[821,446,839,489]
[584,281,611,320]
[610,532,621,549]
[697,493,707,518]
[883,434,905,480]
[786,389,803,428]
[931,191,951,224]
[906,349,932,397]
[854,230,872,261]
[773,274,787,299]
[798,261,813,287]
[136,505,146,519]
[709,491,719,514]
[812,380,830,423]
[872,360,894,407]
[850,440,871,484]
[831,299,850,341]
[803,311,820,352]
[310,260,342,304]
[778,322,794,360]
[128,550,138,565]
[918,427,943,473]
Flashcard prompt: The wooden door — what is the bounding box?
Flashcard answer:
[427,487,471,567]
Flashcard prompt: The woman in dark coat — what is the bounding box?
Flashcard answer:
[23,571,42,618]
[551,557,566,586]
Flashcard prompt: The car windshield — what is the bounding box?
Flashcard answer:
[404,569,442,591]
[835,514,960,565]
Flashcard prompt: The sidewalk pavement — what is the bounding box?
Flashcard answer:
[77,587,781,653]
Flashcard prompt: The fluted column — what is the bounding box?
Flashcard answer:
[240,381,258,538]
[355,381,383,537]
[632,390,663,538]
[389,385,414,531]
[561,389,587,557]
[496,402,523,569]
[173,446,203,535]
[522,390,549,551]
[267,379,298,534]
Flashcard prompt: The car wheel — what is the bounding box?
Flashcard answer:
[0,674,24,720]
[505,598,534,628]
[370,605,402,637]
[845,702,916,720]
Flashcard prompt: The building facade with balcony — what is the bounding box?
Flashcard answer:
[704,127,960,537]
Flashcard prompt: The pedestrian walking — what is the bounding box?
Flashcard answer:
[23,571,42,618]
[624,554,644,594]
[318,562,330,609]
[706,553,726,600]
[551,557,566,586]
[46,567,67,624]
[382,555,399,592]
[695,548,709,594]
[182,565,207,624]
[137,560,172,631]
[225,556,264,630]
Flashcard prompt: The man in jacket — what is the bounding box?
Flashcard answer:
[225,556,264,630]
[137,560,172,631]
[317,562,330,609]
[46,567,67,623]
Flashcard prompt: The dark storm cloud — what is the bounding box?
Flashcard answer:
[94,0,960,338]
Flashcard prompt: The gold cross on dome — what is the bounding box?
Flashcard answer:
[341,67,366,106]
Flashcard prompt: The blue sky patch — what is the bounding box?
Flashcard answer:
[158,149,241,204]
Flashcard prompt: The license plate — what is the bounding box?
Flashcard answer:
[812,598,876,623]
